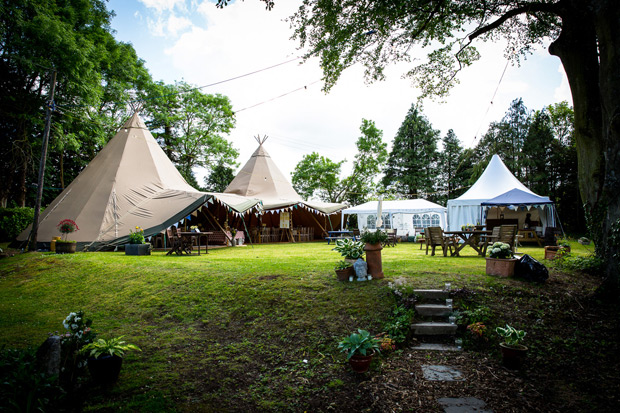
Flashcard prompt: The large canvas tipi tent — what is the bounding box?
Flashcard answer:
[447,154,555,230]
[17,113,261,250]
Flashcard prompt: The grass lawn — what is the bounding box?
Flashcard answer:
[1,240,617,412]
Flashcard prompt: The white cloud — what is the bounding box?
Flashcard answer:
[139,0,185,13]
[126,0,573,181]
[554,64,573,104]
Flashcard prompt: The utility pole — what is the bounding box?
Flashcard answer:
[29,69,57,251]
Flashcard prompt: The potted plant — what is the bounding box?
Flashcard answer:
[338,329,380,373]
[335,260,354,281]
[486,242,517,277]
[56,219,79,253]
[80,336,141,384]
[332,238,365,263]
[495,324,527,369]
[230,228,237,246]
[360,229,388,279]
[545,240,571,259]
[125,226,150,255]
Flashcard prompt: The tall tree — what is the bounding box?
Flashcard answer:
[141,81,238,188]
[291,118,387,203]
[436,129,467,204]
[0,0,151,207]
[381,105,439,200]
[340,119,388,205]
[291,152,343,202]
[204,162,236,192]
[267,0,620,296]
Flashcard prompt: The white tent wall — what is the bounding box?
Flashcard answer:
[342,200,448,237]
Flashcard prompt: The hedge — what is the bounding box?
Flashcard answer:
[0,207,34,242]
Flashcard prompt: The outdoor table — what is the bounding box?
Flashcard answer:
[444,230,491,256]
[326,230,354,244]
[167,231,211,255]
[517,229,542,247]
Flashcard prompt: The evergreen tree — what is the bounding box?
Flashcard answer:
[436,129,467,204]
[381,105,439,200]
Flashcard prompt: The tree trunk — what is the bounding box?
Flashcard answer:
[550,0,620,298]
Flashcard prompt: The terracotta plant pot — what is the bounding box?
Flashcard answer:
[348,351,374,373]
[87,355,123,384]
[364,243,384,279]
[544,246,569,260]
[55,242,77,254]
[485,257,517,277]
[499,343,527,369]
[335,266,353,281]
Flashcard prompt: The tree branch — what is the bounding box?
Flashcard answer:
[468,2,560,41]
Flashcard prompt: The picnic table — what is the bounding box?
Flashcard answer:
[517,228,542,247]
[325,230,355,244]
[444,230,491,256]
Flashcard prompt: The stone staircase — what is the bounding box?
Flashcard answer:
[411,288,460,351]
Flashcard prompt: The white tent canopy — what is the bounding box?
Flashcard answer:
[447,154,554,230]
[342,199,448,236]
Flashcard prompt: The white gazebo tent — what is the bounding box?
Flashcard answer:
[447,154,537,231]
[342,199,448,236]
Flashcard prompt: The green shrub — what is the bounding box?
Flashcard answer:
[0,346,62,412]
[383,305,414,344]
[0,207,34,241]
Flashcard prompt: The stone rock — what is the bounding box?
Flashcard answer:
[421,365,465,381]
[36,335,62,378]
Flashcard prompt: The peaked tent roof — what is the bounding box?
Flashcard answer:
[18,113,261,250]
[451,154,534,204]
[224,140,346,214]
[481,188,553,206]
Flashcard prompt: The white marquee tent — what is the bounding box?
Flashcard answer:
[447,154,556,231]
[342,199,448,236]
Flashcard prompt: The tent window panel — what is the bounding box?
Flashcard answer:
[413,213,440,228]
[382,213,391,228]
[367,215,376,229]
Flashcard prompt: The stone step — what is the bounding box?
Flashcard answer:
[412,322,458,336]
[415,304,452,317]
[411,343,462,352]
[414,289,450,300]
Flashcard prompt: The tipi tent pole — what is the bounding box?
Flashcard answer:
[205,208,234,245]
[241,215,254,248]
[309,212,328,237]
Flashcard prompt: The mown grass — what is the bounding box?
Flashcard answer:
[0,241,596,411]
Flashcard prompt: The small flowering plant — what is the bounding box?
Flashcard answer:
[467,322,488,340]
[128,226,145,244]
[57,219,79,241]
[62,310,96,345]
[488,242,513,259]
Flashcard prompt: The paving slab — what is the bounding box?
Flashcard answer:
[421,365,465,381]
[437,397,493,413]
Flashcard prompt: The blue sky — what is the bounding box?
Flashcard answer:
[107,0,572,182]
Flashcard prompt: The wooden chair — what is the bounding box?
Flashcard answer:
[383,228,397,247]
[479,226,500,255]
[498,225,518,253]
[426,227,457,256]
[165,227,184,255]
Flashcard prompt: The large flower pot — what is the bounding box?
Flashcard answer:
[485,258,517,277]
[348,351,374,373]
[499,343,527,369]
[335,267,354,281]
[125,243,151,256]
[55,242,77,254]
[87,355,123,384]
[544,246,569,260]
[364,243,384,279]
